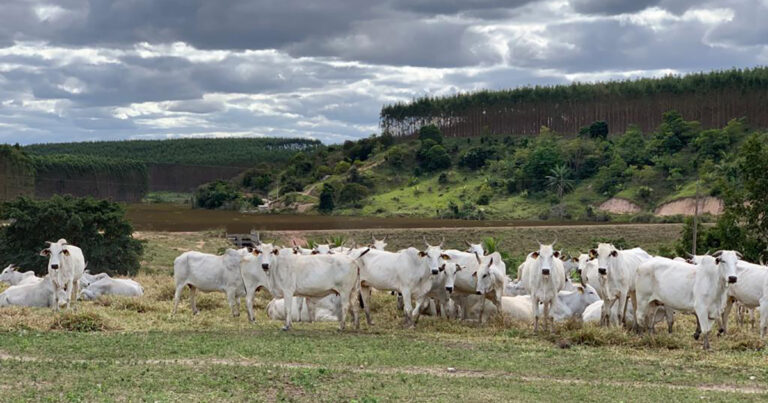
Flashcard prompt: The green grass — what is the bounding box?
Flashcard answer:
[1,230,765,401]
[143,191,194,204]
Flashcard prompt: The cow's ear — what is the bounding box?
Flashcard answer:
[572,257,578,262]
[471,271,477,278]
[252,249,261,255]
[589,249,597,259]
[576,285,584,294]
[246,247,254,253]
[418,251,427,257]
[609,250,618,257]
[273,249,280,255]
[715,257,721,265]
[553,251,560,258]
[531,251,539,259]
[455,265,463,271]
[439,265,445,272]
[62,249,70,256]
[40,249,50,257]
[440,254,450,260]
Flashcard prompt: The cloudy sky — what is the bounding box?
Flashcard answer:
[0,0,766,145]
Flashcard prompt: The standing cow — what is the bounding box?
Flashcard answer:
[635,252,739,349]
[172,248,249,317]
[521,243,566,332]
[40,239,85,311]
[589,244,651,327]
[473,252,507,322]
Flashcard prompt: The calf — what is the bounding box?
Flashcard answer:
[40,239,85,311]
[417,262,462,323]
[172,248,249,317]
[522,243,566,332]
[0,275,68,308]
[635,252,739,349]
[253,243,362,331]
[80,277,144,300]
[0,264,40,286]
[474,252,507,322]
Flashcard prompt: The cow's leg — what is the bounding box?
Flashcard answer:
[189,285,199,315]
[65,279,73,310]
[360,286,374,325]
[396,292,404,312]
[459,295,469,320]
[750,307,756,330]
[172,282,185,315]
[759,299,768,338]
[478,295,487,324]
[617,291,628,327]
[695,305,712,350]
[226,288,238,317]
[51,284,60,312]
[601,297,613,327]
[626,290,637,330]
[531,295,540,333]
[306,298,316,323]
[282,292,294,331]
[338,293,348,331]
[401,289,414,327]
[720,296,734,335]
[543,300,552,333]
[349,289,360,330]
[245,287,256,323]
[664,307,675,334]
[71,279,79,311]
[411,293,430,325]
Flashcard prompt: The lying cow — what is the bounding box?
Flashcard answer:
[266,296,339,322]
[636,252,739,349]
[0,275,68,308]
[172,248,249,317]
[0,264,41,286]
[79,271,110,289]
[80,277,144,300]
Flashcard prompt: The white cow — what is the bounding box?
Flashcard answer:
[493,284,600,323]
[172,248,249,317]
[0,265,40,286]
[760,274,768,338]
[40,239,85,311]
[635,252,739,349]
[266,296,339,322]
[522,243,566,332]
[253,243,361,331]
[418,262,462,323]
[79,277,144,300]
[371,236,388,251]
[0,275,68,308]
[504,278,527,296]
[474,252,507,322]
[720,260,768,334]
[357,239,447,327]
[79,271,110,289]
[240,248,279,323]
[589,244,651,327]
[444,247,484,320]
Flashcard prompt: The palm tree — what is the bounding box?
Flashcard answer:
[546,164,574,199]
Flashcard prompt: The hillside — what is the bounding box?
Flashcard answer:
[263,112,758,222]
[24,137,321,167]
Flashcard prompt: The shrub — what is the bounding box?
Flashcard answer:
[50,312,110,332]
[195,180,241,209]
[0,196,144,275]
[438,172,449,185]
[318,183,336,213]
[338,183,369,205]
[459,147,496,170]
[420,145,451,172]
[418,124,443,144]
[334,161,351,175]
[477,193,491,205]
[241,168,273,192]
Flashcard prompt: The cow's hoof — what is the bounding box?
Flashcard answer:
[718,328,725,336]
[281,326,291,331]
[693,332,700,340]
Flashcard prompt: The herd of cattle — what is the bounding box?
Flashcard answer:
[2,236,768,349]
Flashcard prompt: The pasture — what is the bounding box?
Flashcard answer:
[0,227,766,401]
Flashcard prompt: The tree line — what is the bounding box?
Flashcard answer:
[381,67,768,138]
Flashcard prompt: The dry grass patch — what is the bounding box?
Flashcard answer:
[50,312,112,332]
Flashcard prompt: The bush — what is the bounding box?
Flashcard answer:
[438,172,449,185]
[334,161,351,175]
[241,168,273,192]
[418,124,443,144]
[0,196,144,275]
[338,183,369,205]
[50,312,111,332]
[459,147,496,170]
[318,183,336,213]
[477,193,491,205]
[420,145,451,172]
[195,180,241,209]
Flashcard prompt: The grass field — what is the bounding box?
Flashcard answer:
[0,228,766,401]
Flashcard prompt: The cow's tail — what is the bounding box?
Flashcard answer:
[355,265,366,309]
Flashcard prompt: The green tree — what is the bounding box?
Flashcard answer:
[615,125,647,166]
[421,145,451,172]
[459,147,496,170]
[318,183,336,213]
[338,183,369,205]
[418,124,443,144]
[594,154,628,195]
[0,196,144,275]
[195,180,241,209]
[545,164,574,198]
[334,161,351,175]
[649,110,699,155]
[522,141,563,192]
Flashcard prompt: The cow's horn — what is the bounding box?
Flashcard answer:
[712,250,723,257]
[439,236,445,248]
[423,236,430,248]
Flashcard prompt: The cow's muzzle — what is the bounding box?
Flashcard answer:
[598,268,607,275]
[50,264,59,270]
[541,268,550,276]
[728,276,737,284]
[261,264,270,271]
[475,291,482,295]
[445,286,453,293]
[431,269,439,275]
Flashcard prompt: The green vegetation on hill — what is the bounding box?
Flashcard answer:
[31,154,148,180]
[25,137,321,167]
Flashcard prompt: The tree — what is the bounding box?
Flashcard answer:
[0,196,144,275]
[334,161,351,175]
[418,124,443,144]
[459,147,496,170]
[195,180,241,209]
[615,125,648,166]
[378,132,395,149]
[648,110,699,155]
[522,141,563,192]
[318,183,336,213]
[589,121,609,140]
[338,183,369,205]
[545,164,574,198]
[420,145,451,172]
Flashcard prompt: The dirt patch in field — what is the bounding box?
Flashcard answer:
[655,197,723,216]
[597,198,642,214]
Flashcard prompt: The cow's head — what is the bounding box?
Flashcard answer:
[473,252,502,295]
[531,242,558,276]
[574,283,601,305]
[712,250,740,285]
[441,263,462,293]
[40,239,71,271]
[419,237,448,275]
[0,264,16,283]
[371,235,388,251]
[464,240,485,263]
[252,243,280,271]
[312,244,333,255]
[574,254,589,277]
[591,243,617,276]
